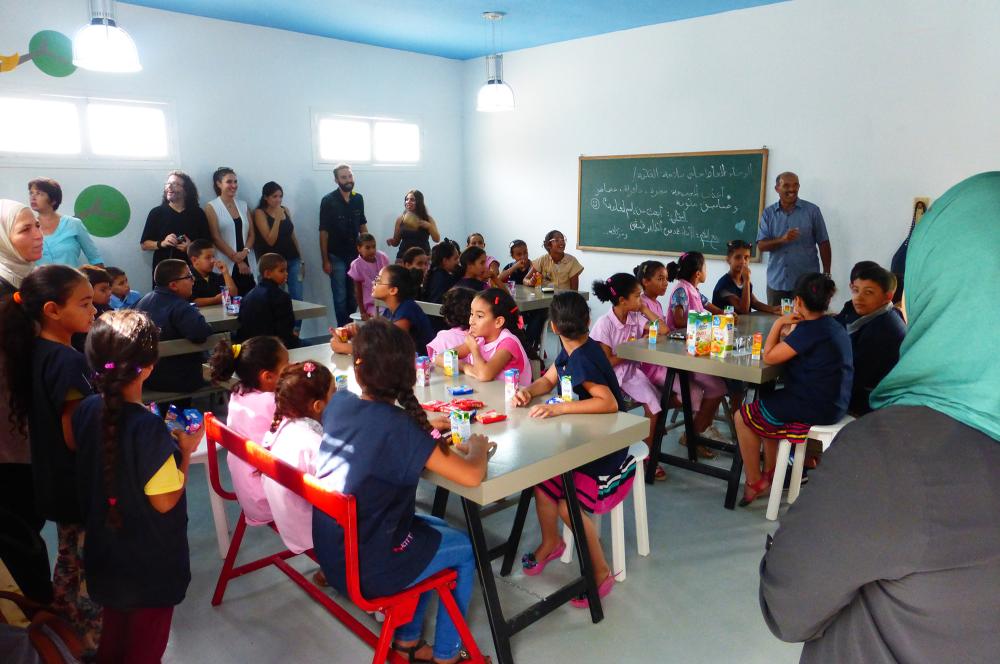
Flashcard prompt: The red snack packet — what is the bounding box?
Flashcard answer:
[476,410,507,424]
[421,400,448,412]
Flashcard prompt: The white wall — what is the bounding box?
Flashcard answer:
[1,0,464,336]
[462,0,1000,319]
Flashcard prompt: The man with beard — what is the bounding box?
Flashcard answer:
[320,164,368,325]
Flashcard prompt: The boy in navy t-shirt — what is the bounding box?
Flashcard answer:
[237,253,300,348]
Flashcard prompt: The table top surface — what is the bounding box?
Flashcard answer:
[200,299,328,331]
[379,285,590,317]
[286,344,647,505]
[616,313,783,384]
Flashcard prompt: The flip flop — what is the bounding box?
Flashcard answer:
[521,542,567,576]
[570,572,616,608]
[391,639,433,663]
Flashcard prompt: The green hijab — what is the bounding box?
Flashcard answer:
[871,172,1000,441]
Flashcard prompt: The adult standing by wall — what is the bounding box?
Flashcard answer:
[29,178,104,267]
[756,172,831,306]
[0,199,52,603]
[140,171,210,282]
[319,164,368,326]
[759,172,1000,663]
[386,189,440,263]
[253,181,304,330]
[205,167,256,295]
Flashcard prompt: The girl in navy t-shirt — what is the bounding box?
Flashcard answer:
[735,273,853,506]
[512,291,638,608]
[314,319,491,664]
[73,309,201,663]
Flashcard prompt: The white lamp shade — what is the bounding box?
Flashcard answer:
[73,22,141,73]
[477,80,515,112]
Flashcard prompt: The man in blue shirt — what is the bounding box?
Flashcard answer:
[319,164,368,326]
[756,172,832,305]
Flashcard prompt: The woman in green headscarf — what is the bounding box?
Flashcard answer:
[756,172,1000,663]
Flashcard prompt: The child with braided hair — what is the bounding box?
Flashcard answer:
[314,319,492,664]
[72,309,200,662]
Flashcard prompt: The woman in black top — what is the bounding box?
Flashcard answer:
[387,190,440,262]
[253,182,304,304]
[140,171,210,281]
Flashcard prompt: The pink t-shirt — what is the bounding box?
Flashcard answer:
[426,326,467,358]
[347,251,390,316]
[641,292,665,321]
[666,279,707,330]
[226,389,276,526]
[262,417,323,554]
[465,328,532,386]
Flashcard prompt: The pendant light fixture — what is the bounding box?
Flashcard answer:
[73,0,142,73]
[476,11,514,113]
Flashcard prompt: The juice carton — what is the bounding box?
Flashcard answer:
[687,311,712,356]
[442,349,459,377]
[560,374,574,402]
[711,314,735,358]
[751,332,763,360]
[504,369,519,408]
[685,311,699,354]
[648,320,659,346]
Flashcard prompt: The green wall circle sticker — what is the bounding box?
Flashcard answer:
[75,185,131,238]
[29,30,76,78]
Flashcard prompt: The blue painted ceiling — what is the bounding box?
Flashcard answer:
[121,0,785,60]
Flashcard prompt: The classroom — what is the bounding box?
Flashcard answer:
[1,1,997,663]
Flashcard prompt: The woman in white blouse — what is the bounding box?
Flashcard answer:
[204,167,256,294]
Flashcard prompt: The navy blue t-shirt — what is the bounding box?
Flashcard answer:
[390,299,435,355]
[835,308,906,415]
[30,339,93,523]
[554,337,629,477]
[423,268,459,304]
[73,397,190,608]
[312,391,441,598]
[712,272,753,310]
[762,316,853,425]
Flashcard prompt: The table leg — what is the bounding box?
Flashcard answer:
[724,439,744,510]
[677,371,699,463]
[462,498,513,664]
[561,472,604,623]
[499,489,533,577]
[431,486,450,518]
[646,368,676,484]
[202,453,231,559]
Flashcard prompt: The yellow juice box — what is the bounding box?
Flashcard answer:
[711,314,735,358]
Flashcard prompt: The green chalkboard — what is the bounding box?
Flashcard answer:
[577,149,768,259]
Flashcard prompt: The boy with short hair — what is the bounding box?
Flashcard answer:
[187,238,238,307]
[106,266,142,310]
[73,265,115,352]
[135,259,215,393]
[237,253,300,348]
[835,263,906,415]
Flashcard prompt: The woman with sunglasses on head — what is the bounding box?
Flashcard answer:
[140,171,211,280]
[712,240,781,315]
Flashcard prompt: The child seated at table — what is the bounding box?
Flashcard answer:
[435,287,533,386]
[832,260,881,324]
[237,253,300,348]
[262,361,334,554]
[466,232,500,283]
[591,273,670,479]
[634,260,670,326]
[665,251,729,457]
[422,239,461,303]
[514,291,637,606]
[135,259,214,393]
[712,240,780,314]
[400,246,429,274]
[735,273,853,506]
[452,246,490,292]
[500,239,536,286]
[426,287,477,357]
[531,230,584,290]
[834,263,906,415]
[107,266,142,310]
[348,233,390,321]
[313,319,490,664]
[209,335,289,526]
[188,238,238,307]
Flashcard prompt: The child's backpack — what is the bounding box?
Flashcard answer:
[0,591,82,664]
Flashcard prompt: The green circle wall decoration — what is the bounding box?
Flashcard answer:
[29,30,76,78]
[75,185,131,238]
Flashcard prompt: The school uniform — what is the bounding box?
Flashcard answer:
[236,278,300,348]
[590,309,667,413]
[109,289,142,310]
[422,268,459,303]
[452,277,487,292]
[389,299,435,354]
[835,305,906,415]
[135,287,214,393]
[262,417,323,554]
[712,272,756,310]
[226,390,277,526]
[464,329,532,386]
[190,269,224,302]
[347,251,390,316]
[426,327,467,358]
[537,338,637,514]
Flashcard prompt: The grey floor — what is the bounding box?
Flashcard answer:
[44,423,802,664]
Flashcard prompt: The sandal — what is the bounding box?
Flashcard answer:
[679,433,718,459]
[738,476,772,507]
[654,464,667,481]
[435,651,492,664]
[521,541,566,576]
[392,639,433,663]
[569,572,616,608]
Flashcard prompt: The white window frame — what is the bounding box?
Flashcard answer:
[311,110,423,171]
[0,90,179,170]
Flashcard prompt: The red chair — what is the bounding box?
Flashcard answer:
[204,414,485,664]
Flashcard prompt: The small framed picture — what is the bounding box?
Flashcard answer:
[912,197,931,224]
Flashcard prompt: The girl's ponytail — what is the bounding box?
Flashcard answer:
[476,288,537,361]
[209,335,285,395]
[270,361,333,433]
[592,273,638,305]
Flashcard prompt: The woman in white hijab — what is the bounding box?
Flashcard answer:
[0,198,51,603]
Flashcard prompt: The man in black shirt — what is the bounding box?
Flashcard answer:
[319,164,368,325]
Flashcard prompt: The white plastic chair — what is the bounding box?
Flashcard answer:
[766,415,855,521]
[560,442,650,581]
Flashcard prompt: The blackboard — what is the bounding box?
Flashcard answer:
[577,149,768,259]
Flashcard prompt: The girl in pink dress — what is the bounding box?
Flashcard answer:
[208,335,289,525]
[590,272,670,479]
[262,361,334,554]
[425,286,477,358]
[635,259,671,326]
[347,233,390,320]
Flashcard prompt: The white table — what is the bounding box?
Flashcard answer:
[199,299,328,332]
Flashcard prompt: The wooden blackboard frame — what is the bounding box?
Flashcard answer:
[576,148,769,261]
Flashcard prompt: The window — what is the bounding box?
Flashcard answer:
[313,112,421,168]
[0,93,175,167]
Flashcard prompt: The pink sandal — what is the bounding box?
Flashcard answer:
[521,542,566,576]
[570,573,616,608]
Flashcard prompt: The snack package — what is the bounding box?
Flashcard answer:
[476,409,508,424]
[421,400,449,412]
[687,311,712,356]
[711,314,735,358]
[164,404,203,434]
[546,396,564,405]
[447,385,474,396]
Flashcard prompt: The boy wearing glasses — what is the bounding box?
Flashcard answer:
[712,240,781,314]
[135,259,214,392]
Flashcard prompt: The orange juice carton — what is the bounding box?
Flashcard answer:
[687,311,713,356]
[711,314,735,358]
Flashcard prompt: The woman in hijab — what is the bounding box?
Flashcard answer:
[758,172,1000,663]
[0,199,52,603]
